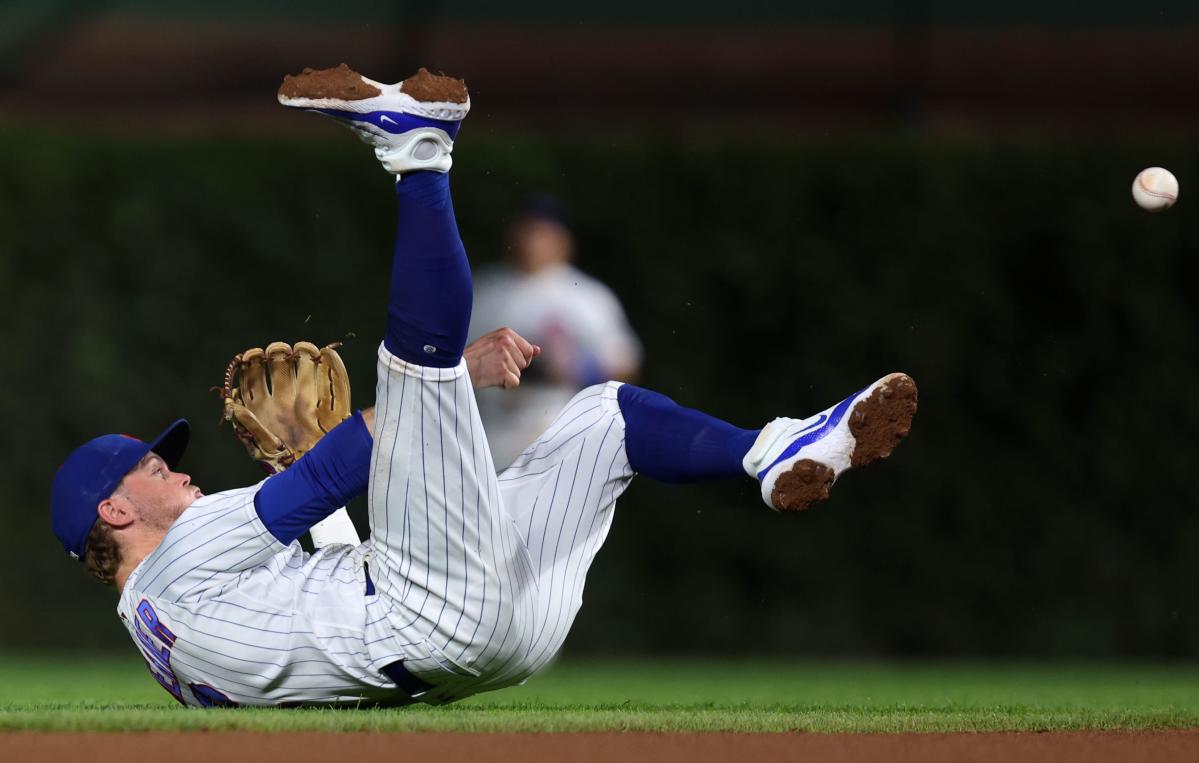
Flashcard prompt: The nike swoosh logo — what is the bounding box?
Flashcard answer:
[379,114,399,126]
[756,386,868,481]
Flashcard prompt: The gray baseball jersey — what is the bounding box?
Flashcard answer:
[470,263,642,468]
[118,343,633,707]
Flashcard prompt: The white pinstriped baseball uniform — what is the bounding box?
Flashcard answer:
[117,343,632,706]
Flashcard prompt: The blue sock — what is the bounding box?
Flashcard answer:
[384,171,472,367]
[617,384,761,483]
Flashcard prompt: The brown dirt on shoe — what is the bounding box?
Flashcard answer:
[278,63,381,101]
[770,459,835,512]
[848,374,918,468]
[400,67,469,103]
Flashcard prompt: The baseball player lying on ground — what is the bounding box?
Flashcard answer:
[50,65,918,708]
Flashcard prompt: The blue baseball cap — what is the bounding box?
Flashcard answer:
[50,420,190,561]
[516,193,571,228]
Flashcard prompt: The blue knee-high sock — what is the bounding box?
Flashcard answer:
[617,384,760,483]
[384,171,472,367]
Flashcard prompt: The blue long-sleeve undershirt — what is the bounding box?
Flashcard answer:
[253,411,373,545]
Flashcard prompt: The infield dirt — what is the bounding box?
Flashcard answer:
[5,730,1199,763]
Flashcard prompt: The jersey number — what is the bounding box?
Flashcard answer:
[134,599,184,705]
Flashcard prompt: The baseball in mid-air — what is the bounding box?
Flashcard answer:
[1131,167,1179,212]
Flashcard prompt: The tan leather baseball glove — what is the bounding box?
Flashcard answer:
[219,341,351,474]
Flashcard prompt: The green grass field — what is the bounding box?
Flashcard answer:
[2,655,1198,733]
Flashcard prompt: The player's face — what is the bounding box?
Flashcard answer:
[115,453,203,532]
[511,219,572,272]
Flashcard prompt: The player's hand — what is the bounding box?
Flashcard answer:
[465,328,541,390]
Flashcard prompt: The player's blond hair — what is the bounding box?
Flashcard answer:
[83,521,122,587]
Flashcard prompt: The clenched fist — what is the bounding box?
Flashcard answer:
[465,328,541,390]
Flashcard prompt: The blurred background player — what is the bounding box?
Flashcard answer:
[470,195,642,469]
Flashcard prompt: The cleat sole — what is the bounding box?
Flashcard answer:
[770,459,835,512]
[848,373,918,468]
[279,63,380,102]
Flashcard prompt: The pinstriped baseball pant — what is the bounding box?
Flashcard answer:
[367,344,633,702]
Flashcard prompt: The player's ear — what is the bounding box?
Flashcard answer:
[97,496,136,529]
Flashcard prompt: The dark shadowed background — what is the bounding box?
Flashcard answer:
[3,0,1198,657]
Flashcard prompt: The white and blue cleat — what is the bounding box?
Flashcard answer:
[277,63,470,175]
[743,373,918,512]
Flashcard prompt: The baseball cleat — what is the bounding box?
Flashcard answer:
[743,373,918,512]
[278,63,469,175]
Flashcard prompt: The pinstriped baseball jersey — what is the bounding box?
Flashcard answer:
[117,343,634,707]
[117,486,397,707]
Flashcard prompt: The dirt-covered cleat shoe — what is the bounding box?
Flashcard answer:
[743,373,918,512]
[277,64,470,175]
